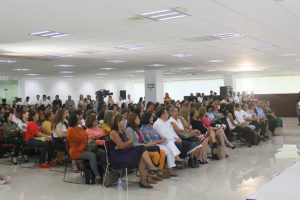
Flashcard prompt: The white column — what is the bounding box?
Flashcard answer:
[144,70,164,103]
[224,74,236,91]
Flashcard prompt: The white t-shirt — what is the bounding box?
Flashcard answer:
[168,117,184,130]
[153,118,179,142]
[126,98,133,104]
[234,110,246,124]
[35,99,41,106]
[40,99,50,106]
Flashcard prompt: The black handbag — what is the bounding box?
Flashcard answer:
[146,145,161,167]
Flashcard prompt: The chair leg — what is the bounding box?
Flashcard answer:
[103,165,109,187]
[63,159,68,182]
[125,168,128,191]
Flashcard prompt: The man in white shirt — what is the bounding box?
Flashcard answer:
[40,95,50,106]
[23,96,31,106]
[126,94,133,105]
[12,107,22,125]
[117,96,125,108]
[16,98,23,106]
[153,108,191,160]
[235,104,255,131]
[35,95,41,106]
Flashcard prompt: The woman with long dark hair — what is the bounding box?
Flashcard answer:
[109,113,160,189]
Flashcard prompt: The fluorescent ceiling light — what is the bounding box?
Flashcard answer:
[51,33,71,38]
[212,32,244,40]
[280,53,297,57]
[106,60,125,63]
[209,59,224,63]
[49,53,72,57]
[126,74,135,77]
[134,70,145,73]
[116,45,144,50]
[0,59,16,63]
[158,15,187,21]
[54,64,74,67]
[164,72,173,75]
[41,32,60,37]
[207,69,217,72]
[35,77,45,80]
[0,76,8,78]
[254,45,276,50]
[150,12,179,19]
[140,9,172,16]
[12,68,30,71]
[148,64,165,67]
[30,30,71,38]
[96,76,104,79]
[96,73,108,75]
[139,8,189,21]
[170,53,192,57]
[59,71,73,74]
[100,67,116,70]
[25,73,40,76]
[64,76,73,78]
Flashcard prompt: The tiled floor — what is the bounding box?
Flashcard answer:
[1,118,299,200]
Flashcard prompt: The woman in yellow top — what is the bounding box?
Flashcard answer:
[42,110,54,136]
[102,110,113,135]
[164,93,171,103]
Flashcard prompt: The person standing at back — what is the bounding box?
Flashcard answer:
[296,91,300,126]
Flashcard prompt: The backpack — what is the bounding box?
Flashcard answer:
[83,162,95,185]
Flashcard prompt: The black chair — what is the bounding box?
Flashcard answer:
[0,127,14,165]
[63,140,86,184]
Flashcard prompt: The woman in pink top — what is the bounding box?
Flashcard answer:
[85,114,105,146]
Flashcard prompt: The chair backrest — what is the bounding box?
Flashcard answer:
[103,140,110,165]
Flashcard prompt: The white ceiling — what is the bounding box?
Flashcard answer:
[1,0,300,81]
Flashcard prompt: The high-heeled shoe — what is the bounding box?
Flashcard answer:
[199,160,208,164]
[139,182,153,189]
[194,157,200,168]
[12,157,17,165]
[188,159,196,168]
[227,145,236,150]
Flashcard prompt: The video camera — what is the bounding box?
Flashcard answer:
[95,89,113,112]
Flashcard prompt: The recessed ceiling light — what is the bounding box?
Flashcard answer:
[280,53,297,57]
[126,74,135,77]
[170,54,192,57]
[49,53,72,57]
[148,64,165,67]
[0,59,16,63]
[209,59,224,63]
[106,60,125,63]
[134,70,145,73]
[12,68,30,71]
[99,68,116,70]
[254,45,276,50]
[139,8,189,21]
[116,45,144,50]
[25,73,40,76]
[207,69,217,72]
[212,32,244,40]
[64,76,73,78]
[96,76,104,79]
[30,30,71,38]
[35,77,45,80]
[54,64,74,67]
[164,72,173,75]
[59,71,73,74]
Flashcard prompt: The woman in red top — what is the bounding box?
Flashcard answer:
[25,111,54,168]
[67,113,106,184]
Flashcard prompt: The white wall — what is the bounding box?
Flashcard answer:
[236,75,300,94]
[134,79,224,102]
[23,78,135,104]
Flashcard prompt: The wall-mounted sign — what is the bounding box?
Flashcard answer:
[147,84,155,88]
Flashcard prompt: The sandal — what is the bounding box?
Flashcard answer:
[72,164,81,173]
